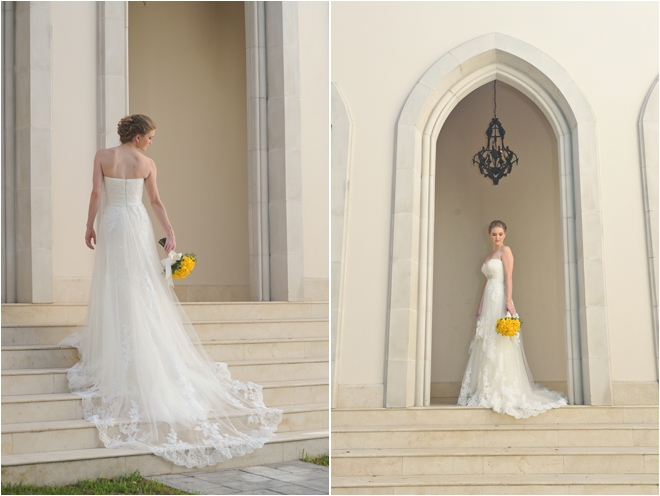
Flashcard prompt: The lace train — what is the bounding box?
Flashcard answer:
[59,177,282,468]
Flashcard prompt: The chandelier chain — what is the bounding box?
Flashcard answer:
[493,80,497,118]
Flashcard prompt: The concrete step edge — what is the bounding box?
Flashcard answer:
[333,423,658,432]
[2,358,329,376]
[2,337,329,351]
[331,473,659,487]
[332,405,658,412]
[1,429,329,467]
[2,319,330,328]
[331,446,659,457]
[2,379,329,403]
[2,402,329,434]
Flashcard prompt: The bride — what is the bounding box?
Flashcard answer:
[457,220,567,418]
[60,114,282,468]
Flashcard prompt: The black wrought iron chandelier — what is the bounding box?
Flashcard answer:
[472,81,519,185]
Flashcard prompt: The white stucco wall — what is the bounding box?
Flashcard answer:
[51,1,99,301]
[299,1,330,297]
[333,1,658,395]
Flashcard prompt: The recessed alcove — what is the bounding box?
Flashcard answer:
[129,2,250,302]
[430,81,567,403]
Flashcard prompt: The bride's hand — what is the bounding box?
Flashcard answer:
[85,226,96,250]
[506,302,515,316]
[163,234,176,254]
[475,309,480,319]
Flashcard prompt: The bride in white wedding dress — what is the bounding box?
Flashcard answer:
[60,115,282,468]
[457,220,567,418]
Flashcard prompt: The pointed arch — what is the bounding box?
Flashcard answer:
[384,33,612,407]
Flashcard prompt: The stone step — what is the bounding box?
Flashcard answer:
[331,446,659,476]
[1,302,328,325]
[2,358,329,395]
[332,405,658,426]
[2,319,329,346]
[1,337,329,370]
[332,424,658,450]
[2,379,329,423]
[1,428,328,487]
[2,402,329,455]
[331,473,659,494]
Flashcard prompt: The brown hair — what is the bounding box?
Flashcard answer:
[117,114,156,144]
[488,220,507,233]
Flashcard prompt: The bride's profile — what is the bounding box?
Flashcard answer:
[60,114,282,468]
[457,220,567,418]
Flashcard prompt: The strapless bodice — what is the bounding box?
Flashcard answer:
[481,258,504,282]
[104,177,144,206]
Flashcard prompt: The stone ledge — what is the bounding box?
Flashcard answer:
[613,382,659,406]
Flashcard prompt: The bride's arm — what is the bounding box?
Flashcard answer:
[144,161,176,254]
[501,246,515,314]
[84,152,104,250]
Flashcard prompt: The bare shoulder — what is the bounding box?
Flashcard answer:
[144,156,157,175]
[95,147,114,160]
[502,246,514,258]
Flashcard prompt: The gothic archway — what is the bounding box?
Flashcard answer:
[384,33,613,407]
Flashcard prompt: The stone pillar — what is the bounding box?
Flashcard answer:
[14,1,53,303]
[98,2,128,149]
[245,1,271,301]
[265,1,304,301]
[2,2,17,303]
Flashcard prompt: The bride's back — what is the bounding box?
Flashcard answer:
[99,146,152,179]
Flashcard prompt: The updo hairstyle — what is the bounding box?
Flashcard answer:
[117,114,156,144]
[488,220,507,234]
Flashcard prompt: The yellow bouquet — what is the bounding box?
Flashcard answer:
[496,312,522,337]
[158,238,197,283]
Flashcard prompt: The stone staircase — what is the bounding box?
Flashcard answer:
[331,405,658,494]
[1,302,329,487]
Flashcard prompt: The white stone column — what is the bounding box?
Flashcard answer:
[245,1,271,301]
[97,2,128,149]
[14,1,53,303]
[265,1,304,301]
[2,2,17,303]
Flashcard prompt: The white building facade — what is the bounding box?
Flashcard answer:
[2,0,329,305]
[332,1,658,409]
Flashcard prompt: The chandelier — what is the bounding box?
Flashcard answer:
[472,81,519,185]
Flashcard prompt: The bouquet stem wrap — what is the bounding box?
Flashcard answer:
[161,250,182,287]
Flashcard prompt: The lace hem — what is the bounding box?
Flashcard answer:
[458,384,568,419]
[63,353,283,468]
[68,374,282,468]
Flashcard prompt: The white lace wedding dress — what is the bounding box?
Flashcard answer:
[59,177,282,468]
[457,258,568,418]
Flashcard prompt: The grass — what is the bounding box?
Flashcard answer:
[301,449,329,467]
[1,470,196,495]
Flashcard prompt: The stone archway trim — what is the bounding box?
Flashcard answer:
[639,77,659,377]
[385,33,613,408]
[330,81,352,408]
